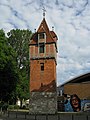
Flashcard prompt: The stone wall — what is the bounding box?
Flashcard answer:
[29,92,57,114]
[3,111,90,120]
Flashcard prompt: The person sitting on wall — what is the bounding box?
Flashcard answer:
[70,94,81,112]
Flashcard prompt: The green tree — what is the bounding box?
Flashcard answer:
[0,29,18,103]
[7,29,32,106]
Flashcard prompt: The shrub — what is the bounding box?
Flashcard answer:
[8,105,14,110]
[0,102,8,111]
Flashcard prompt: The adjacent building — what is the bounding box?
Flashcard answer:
[58,72,90,100]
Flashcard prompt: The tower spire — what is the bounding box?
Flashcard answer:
[42,7,46,19]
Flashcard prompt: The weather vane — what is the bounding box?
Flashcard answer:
[42,6,46,18]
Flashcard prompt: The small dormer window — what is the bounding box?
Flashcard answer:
[39,33,45,39]
[39,43,44,53]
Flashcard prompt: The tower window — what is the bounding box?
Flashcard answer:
[39,43,44,53]
[40,63,44,71]
[39,33,45,39]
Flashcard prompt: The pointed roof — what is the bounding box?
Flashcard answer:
[37,18,49,33]
[30,18,58,44]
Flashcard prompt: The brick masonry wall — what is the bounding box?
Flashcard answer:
[64,83,90,99]
[30,43,57,59]
[29,92,57,114]
[30,59,56,92]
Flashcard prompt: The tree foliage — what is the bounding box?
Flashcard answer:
[0,29,18,103]
[7,29,32,102]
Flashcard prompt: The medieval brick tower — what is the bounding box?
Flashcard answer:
[29,14,58,114]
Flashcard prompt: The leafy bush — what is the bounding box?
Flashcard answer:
[8,105,14,110]
[14,105,19,109]
[8,105,20,110]
[0,102,8,111]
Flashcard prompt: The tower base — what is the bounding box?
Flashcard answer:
[29,92,57,114]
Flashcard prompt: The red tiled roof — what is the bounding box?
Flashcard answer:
[30,18,58,44]
[50,31,58,42]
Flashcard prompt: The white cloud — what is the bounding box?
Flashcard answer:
[0,0,90,85]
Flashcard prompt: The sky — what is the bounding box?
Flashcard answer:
[0,0,90,86]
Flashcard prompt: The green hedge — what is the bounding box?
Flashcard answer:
[8,105,19,110]
[0,102,8,110]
